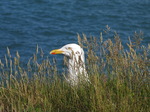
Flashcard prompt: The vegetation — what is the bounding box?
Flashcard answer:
[0,30,149,112]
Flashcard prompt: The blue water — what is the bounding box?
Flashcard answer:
[0,0,150,64]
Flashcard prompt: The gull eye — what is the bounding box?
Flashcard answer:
[68,47,72,50]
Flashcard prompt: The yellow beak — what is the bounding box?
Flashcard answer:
[50,49,64,55]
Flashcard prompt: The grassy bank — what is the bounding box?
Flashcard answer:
[0,31,149,112]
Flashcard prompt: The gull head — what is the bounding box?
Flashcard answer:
[50,43,85,62]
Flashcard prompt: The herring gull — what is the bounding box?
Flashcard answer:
[50,43,89,85]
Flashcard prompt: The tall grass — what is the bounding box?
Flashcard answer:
[0,31,149,112]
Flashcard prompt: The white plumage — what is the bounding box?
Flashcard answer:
[50,43,89,85]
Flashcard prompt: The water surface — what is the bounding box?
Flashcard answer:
[0,0,149,66]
